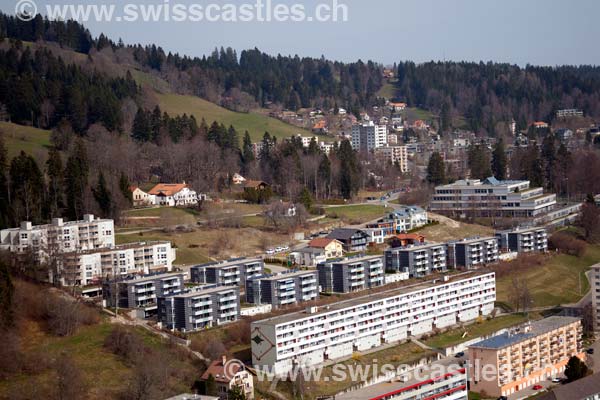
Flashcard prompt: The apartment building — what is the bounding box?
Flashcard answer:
[57,240,175,286]
[251,272,496,375]
[351,121,388,151]
[246,270,319,308]
[468,317,584,398]
[0,214,114,259]
[496,227,548,253]
[387,206,428,233]
[327,229,370,253]
[104,272,184,316]
[384,243,447,277]
[374,146,409,172]
[190,257,264,286]
[592,264,600,332]
[338,359,467,400]
[158,285,240,331]
[317,255,385,293]
[430,177,560,219]
[446,236,499,269]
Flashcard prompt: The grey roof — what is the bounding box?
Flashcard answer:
[327,228,366,241]
[192,257,262,270]
[122,272,183,285]
[469,316,581,350]
[538,373,600,400]
[248,270,317,282]
[166,285,238,298]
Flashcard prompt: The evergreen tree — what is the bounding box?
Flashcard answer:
[298,187,313,211]
[440,101,451,133]
[541,135,557,189]
[132,108,150,142]
[468,144,492,179]
[307,137,320,155]
[0,259,14,330]
[0,134,10,228]
[46,147,64,219]
[64,139,89,220]
[318,154,332,199]
[10,151,45,223]
[337,140,360,199]
[119,172,133,204]
[491,138,507,180]
[564,356,588,383]
[427,152,446,185]
[92,172,112,217]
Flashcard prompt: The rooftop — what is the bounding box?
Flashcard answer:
[148,183,188,196]
[437,177,527,189]
[327,228,367,241]
[166,285,238,298]
[248,270,317,282]
[308,238,339,248]
[537,372,600,400]
[254,271,494,326]
[122,272,184,285]
[192,257,263,270]
[469,316,581,350]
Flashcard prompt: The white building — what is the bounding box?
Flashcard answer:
[130,186,156,207]
[0,214,114,260]
[374,145,409,172]
[251,272,496,374]
[148,183,201,206]
[61,241,176,285]
[388,206,428,233]
[351,121,388,151]
[591,264,600,332]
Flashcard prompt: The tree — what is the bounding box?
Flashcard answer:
[227,385,247,400]
[491,138,507,180]
[467,144,492,179]
[0,134,10,228]
[204,374,217,396]
[10,151,45,223]
[298,187,313,211]
[564,356,588,383]
[64,139,89,220]
[427,152,446,185]
[337,140,360,199]
[579,198,600,243]
[54,353,86,400]
[440,101,451,133]
[241,131,255,169]
[119,172,133,204]
[46,148,64,219]
[0,259,14,330]
[92,172,112,218]
[541,135,557,189]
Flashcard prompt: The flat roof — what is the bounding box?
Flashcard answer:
[63,241,171,256]
[449,236,497,245]
[538,372,600,400]
[192,257,262,269]
[251,270,317,281]
[496,226,547,235]
[122,272,183,284]
[254,271,494,326]
[168,285,238,298]
[330,255,383,265]
[469,316,581,350]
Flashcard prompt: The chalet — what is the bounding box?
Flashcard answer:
[387,233,426,248]
[200,356,254,400]
[232,173,246,185]
[243,180,269,191]
[129,186,155,207]
[312,120,328,133]
[326,228,369,252]
[148,183,200,207]
[307,238,343,258]
[389,102,407,112]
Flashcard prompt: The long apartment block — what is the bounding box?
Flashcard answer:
[592,264,600,332]
[251,272,496,375]
[246,270,319,308]
[447,236,499,269]
[158,285,240,332]
[384,243,447,277]
[0,214,114,258]
[469,317,584,398]
[317,255,385,293]
[103,272,185,316]
[60,241,176,286]
[190,257,264,286]
[495,227,548,253]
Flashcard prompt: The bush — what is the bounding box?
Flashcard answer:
[549,232,587,257]
[44,294,98,336]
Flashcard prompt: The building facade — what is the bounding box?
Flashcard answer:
[200,356,254,400]
[496,227,548,253]
[246,270,319,308]
[351,121,388,151]
[592,264,600,332]
[190,258,264,286]
[317,255,385,293]
[374,146,409,172]
[387,206,428,233]
[158,285,240,331]
[446,236,499,269]
[251,272,496,375]
[327,229,370,253]
[384,243,447,277]
[0,214,114,259]
[469,317,584,398]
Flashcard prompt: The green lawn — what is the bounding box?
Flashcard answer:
[0,121,51,158]
[158,93,310,143]
[324,204,388,224]
[495,245,600,308]
[403,107,435,122]
[424,314,530,349]
[377,79,398,99]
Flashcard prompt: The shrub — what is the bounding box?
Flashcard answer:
[549,232,587,257]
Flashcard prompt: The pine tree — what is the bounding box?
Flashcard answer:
[132,108,150,142]
[337,140,359,199]
[427,152,446,185]
[0,258,14,330]
[564,356,588,383]
[298,187,313,211]
[318,154,332,199]
[242,131,255,164]
[92,172,112,218]
[10,151,45,223]
[491,138,507,180]
[64,139,89,220]
[307,137,320,155]
[45,148,64,219]
[468,144,492,179]
[0,134,10,228]
[541,135,557,189]
[119,172,133,204]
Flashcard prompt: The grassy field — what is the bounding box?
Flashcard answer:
[0,121,51,158]
[495,245,600,309]
[158,93,310,142]
[324,204,389,224]
[423,314,531,349]
[414,220,494,243]
[376,80,398,99]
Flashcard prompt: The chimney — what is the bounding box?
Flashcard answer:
[222,355,227,366]
[20,221,32,230]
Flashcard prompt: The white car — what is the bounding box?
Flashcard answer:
[281,245,290,251]
[266,249,275,255]
[275,246,284,253]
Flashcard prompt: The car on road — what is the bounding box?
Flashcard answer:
[275,246,284,253]
[281,245,289,251]
[454,352,465,358]
[497,396,507,400]
[266,249,275,255]
[533,385,543,390]
[587,348,595,354]
[550,377,562,383]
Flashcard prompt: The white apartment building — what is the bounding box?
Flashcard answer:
[61,241,176,285]
[0,214,114,259]
[447,236,500,269]
[592,264,600,332]
[351,121,387,151]
[251,272,496,374]
[374,146,409,172]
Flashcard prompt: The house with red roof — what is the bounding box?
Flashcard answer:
[199,356,254,400]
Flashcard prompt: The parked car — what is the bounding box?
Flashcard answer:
[454,352,465,358]
[281,245,289,251]
[551,377,562,383]
[533,385,543,390]
[497,396,507,400]
[266,249,275,255]
[275,246,284,253]
[587,348,595,354]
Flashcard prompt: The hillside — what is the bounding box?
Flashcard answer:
[0,122,51,158]
[157,93,310,142]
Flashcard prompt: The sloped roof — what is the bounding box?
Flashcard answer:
[538,372,600,400]
[148,183,187,196]
[308,238,340,248]
[327,228,366,241]
[200,357,244,384]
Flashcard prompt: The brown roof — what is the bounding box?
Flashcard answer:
[148,183,187,196]
[200,357,243,384]
[308,238,339,248]
[393,233,425,241]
